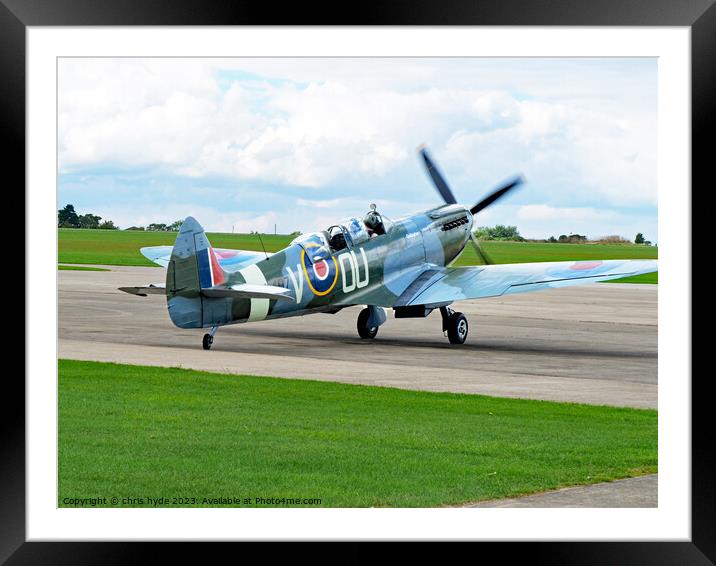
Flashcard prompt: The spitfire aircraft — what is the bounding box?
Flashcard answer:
[120,147,657,349]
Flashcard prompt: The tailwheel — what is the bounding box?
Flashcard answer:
[202,334,213,350]
[357,307,379,339]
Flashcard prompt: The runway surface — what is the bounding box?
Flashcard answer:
[58,265,658,408]
[464,474,657,508]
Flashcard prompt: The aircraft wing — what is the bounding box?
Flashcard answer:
[140,245,271,272]
[393,259,657,307]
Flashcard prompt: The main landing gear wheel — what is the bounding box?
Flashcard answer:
[357,307,379,339]
[202,334,213,350]
[440,307,468,344]
[202,326,218,350]
[447,312,468,344]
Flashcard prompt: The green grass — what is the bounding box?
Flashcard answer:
[453,239,658,266]
[58,264,110,272]
[58,228,292,267]
[604,272,657,284]
[59,360,657,508]
[58,228,658,283]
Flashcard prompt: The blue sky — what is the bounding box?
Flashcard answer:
[58,57,657,241]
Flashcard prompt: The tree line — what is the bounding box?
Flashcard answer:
[125,221,184,232]
[474,224,652,245]
[58,204,118,229]
[58,204,183,232]
[58,204,652,244]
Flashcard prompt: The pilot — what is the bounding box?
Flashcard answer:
[363,205,385,237]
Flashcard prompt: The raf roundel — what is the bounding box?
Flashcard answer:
[301,245,339,296]
[313,259,330,280]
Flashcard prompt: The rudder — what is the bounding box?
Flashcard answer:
[165,217,231,328]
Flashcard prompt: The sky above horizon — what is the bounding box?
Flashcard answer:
[58,57,657,241]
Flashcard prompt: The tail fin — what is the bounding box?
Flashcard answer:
[166,217,230,328]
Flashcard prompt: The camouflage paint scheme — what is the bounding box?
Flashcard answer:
[122,205,658,332]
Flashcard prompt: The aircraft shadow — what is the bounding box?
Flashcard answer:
[214,327,657,360]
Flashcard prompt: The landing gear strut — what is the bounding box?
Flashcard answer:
[202,326,218,350]
[440,306,468,344]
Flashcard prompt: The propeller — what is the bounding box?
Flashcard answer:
[418,145,524,265]
[419,145,457,205]
[469,175,524,215]
[468,230,492,265]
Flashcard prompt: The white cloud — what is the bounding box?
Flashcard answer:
[84,203,256,233]
[498,204,655,241]
[517,204,617,222]
[296,197,346,209]
[444,100,656,207]
[59,58,657,237]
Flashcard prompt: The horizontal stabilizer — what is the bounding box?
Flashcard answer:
[201,283,295,302]
[141,245,270,272]
[118,283,166,297]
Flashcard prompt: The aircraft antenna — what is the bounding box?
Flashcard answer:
[257,232,269,260]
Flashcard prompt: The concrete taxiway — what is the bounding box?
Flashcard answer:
[465,474,657,508]
[58,265,657,409]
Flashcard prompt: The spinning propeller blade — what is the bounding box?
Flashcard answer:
[469,175,525,215]
[419,145,457,205]
[468,231,492,266]
[418,145,524,266]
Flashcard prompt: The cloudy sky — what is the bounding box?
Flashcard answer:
[58,57,657,241]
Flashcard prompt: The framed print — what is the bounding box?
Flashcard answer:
[8,0,710,561]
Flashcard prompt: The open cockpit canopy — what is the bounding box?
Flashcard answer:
[290,209,394,261]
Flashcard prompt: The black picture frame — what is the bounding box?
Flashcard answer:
[8,0,708,561]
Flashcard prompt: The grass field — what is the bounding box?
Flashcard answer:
[58,360,658,508]
[58,228,658,283]
[58,228,291,267]
[58,264,110,272]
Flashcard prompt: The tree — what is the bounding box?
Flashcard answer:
[557,233,587,243]
[99,220,118,230]
[635,232,645,244]
[474,225,524,241]
[147,223,168,232]
[168,220,183,232]
[58,204,79,227]
[596,235,630,244]
[77,213,102,229]
[547,236,557,243]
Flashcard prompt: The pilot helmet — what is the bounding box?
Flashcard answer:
[364,210,382,230]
